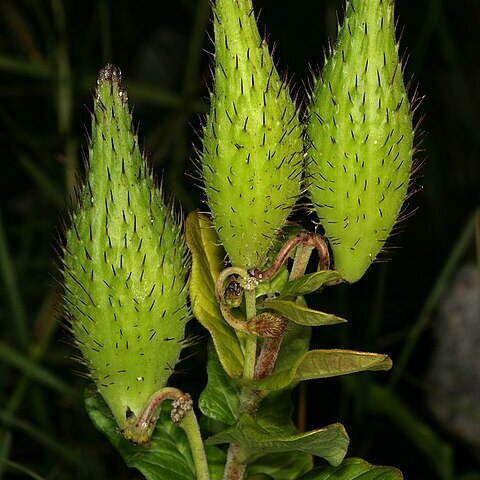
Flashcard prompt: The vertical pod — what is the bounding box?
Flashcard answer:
[202,0,304,269]
[63,65,190,433]
[307,0,414,283]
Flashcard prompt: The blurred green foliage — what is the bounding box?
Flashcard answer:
[0,0,479,478]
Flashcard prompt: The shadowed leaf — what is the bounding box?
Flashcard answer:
[199,341,241,425]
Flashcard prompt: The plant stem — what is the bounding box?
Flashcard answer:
[222,234,326,480]
[179,409,211,480]
[222,288,258,480]
[243,289,257,380]
[254,335,283,380]
[222,444,247,480]
[131,387,184,434]
[253,241,316,380]
[290,244,315,281]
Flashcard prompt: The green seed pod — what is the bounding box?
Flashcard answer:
[63,65,190,433]
[307,0,414,283]
[201,0,303,269]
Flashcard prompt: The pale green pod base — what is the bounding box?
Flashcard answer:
[307,0,414,283]
[63,66,189,430]
[202,0,303,269]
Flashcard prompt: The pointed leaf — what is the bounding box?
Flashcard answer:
[186,211,244,378]
[262,299,346,327]
[294,349,392,382]
[280,270,342,298]
[251,349,392,391]
[85,391,196,480]
[206,413,349,467]
[297,457,403,480]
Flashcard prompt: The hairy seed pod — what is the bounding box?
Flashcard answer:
[201,0,303,269]
[307,0,414,283]
[62,65,190,432]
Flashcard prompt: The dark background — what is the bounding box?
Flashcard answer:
[0,0,479,478]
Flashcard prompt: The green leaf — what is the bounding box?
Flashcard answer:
[199,340,241,425]
[186,211,244,378]
[205,445,227,480]
[198,343,312,479]
[297,457,403,480]
[206,413,349,467]
[294,349,392,382]
[256,390,296,436]
[262,299,346,327]
[256,267,290,298]
[251,349,392,391]
[279,271,342,298]
[86,391,197,480]
[247,451,313,480]
[199,341,297,433]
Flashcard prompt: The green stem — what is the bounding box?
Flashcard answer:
[243,289,257,380]
[290,244,315,281]
[252,240,317,380]
[222,230,328,479]
[180,411,211,480]
[222,287,258,480]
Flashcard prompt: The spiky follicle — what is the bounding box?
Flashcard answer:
[201,0,303,270]
[307,0,414,283]
[63,65,190,433]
